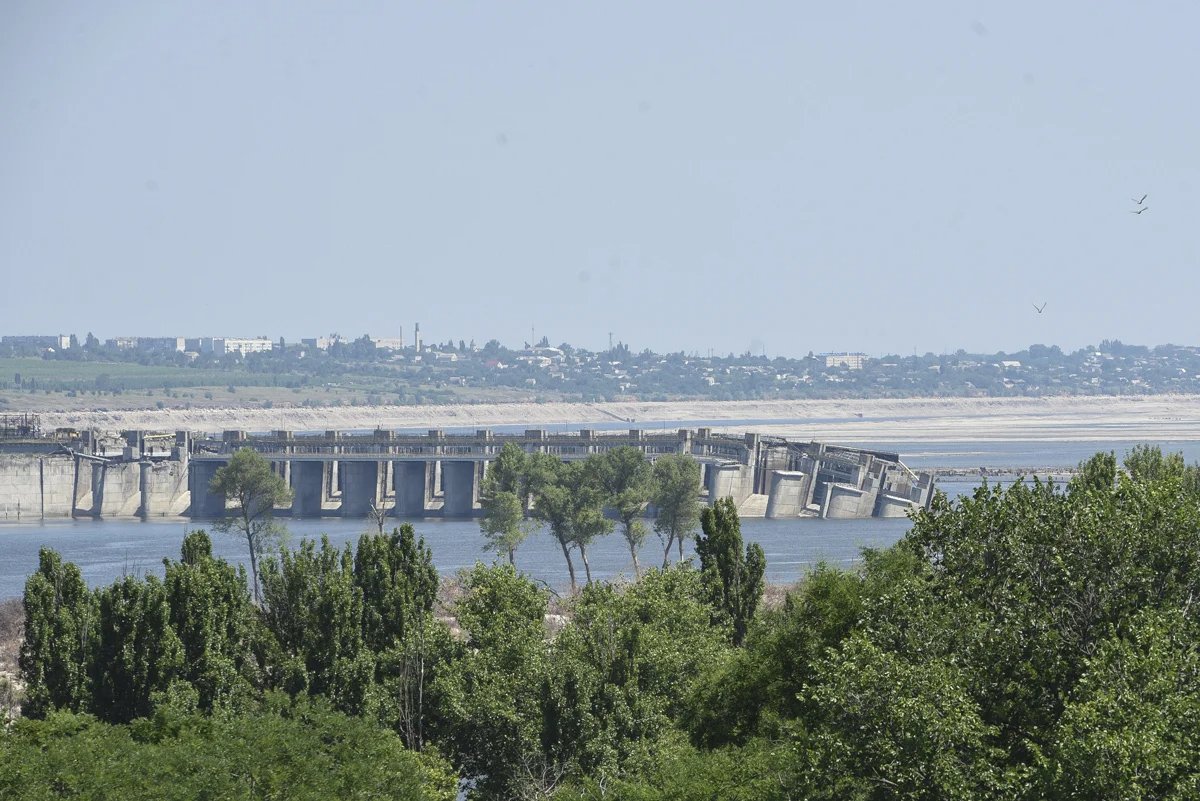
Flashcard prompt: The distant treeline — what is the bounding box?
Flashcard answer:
[7,337,1200,402]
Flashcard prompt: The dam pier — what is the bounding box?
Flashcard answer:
[0,417,935,521]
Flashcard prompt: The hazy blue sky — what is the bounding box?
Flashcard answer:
[2,3,1196,357]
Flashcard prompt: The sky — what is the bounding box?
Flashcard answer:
[1,2,1197,358]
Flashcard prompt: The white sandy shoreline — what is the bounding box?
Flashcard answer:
[33,395,1200,443]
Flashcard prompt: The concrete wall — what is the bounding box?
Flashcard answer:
[188,460,227,518]
[0,454,77,519]
[291,460,325,517]
[875,493,916,518]
[340,461,380,517]
[97,462,143,518]
[823,484,878,519]
[0,455,73,519]
[139,460,190,517]
[707,463,755,505]
[395,461,431,516]
[765,471,810,518]
[441,460,479,517]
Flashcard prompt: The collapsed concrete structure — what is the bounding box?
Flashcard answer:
[0,423,934,521]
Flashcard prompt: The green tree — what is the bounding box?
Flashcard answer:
[19,549,95,718]
[162,530,263,713]
[431,564,550,799]
[258,537,374,715]
[590,447,653,577]
[1073,450,1118,493]
[533,461,612,591]
[544,567,730,784]
[684,557,884,748]
[651,454,702,567]
[877,456,1200,787]
[353,525,444,750]
[808,635,1006,800]
[480,491,530,565]
[209,448,293,605]
[1124,443,1188,483]
[0,696,456,800]
[569,460,614,586]
[353,525,438,653]
[1045,608,1200,800]
[553,738,797,801]
[479,443,536,563]
[91,575,185,723]
[696,497,765,647]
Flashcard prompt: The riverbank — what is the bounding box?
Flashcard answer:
[33,394,1200,442]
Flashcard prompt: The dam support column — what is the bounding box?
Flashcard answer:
[395,461,431,517]
[189,460,226,518]
[766,471,809,518]
[442,460,478,518]
[340,461,380,517]
[291,460,325,517]
[72,456,95,517]
[706,463,754,506]
[139,461,152,518]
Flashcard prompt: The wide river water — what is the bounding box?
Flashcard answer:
[2,437,1198,599]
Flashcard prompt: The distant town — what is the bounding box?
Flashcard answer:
[2,327,1199,410]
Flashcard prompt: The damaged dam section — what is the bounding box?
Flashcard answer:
[0,418,934,521]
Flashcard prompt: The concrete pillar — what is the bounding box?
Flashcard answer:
[706,462,753,505]
[340,461,380,517]
[766,471,809,518]
[139,461,152,518]
[875,494,915,518]
[442,460,478,517]
[291,460,325,517]
[394,461,431,517]
[380,462,394,508]
[824,484,870,519]
[189,460,226,518]
[72,456,94,516]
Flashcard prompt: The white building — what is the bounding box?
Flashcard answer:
[822,352,866,370]
[199,337,274,356]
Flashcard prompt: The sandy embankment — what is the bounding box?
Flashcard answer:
[37,395,1200,443]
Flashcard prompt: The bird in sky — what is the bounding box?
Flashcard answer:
[1132,193,1147,205]
[1131,207,1149,215]
[1033,302,1047,314]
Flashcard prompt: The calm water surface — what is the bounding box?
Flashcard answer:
[0,513,929,600]
[1,437,1192,599]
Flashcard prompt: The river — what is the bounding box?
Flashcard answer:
[1,438,1195,599]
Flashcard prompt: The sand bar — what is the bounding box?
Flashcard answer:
[34,395,1200,443]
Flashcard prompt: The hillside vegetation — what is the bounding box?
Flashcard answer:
[4,445,1200,798]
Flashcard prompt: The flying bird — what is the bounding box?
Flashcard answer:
[1131,207,1149,215]
[1132,194,1147,205]
[1033,302,1047,314]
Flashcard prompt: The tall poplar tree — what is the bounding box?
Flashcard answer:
[696,497,765,646]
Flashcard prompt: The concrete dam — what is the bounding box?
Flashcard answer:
[0,423,935,521]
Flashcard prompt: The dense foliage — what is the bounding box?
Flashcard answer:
[0,696,455,800]
[480,447,702,583]
[11,445,1200,799]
